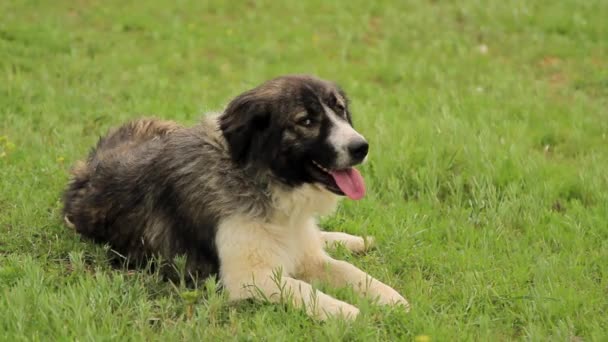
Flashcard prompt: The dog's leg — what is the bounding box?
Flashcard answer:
[320,231,375,253]
[223,271,360,321]
[216,217,359,320]
[310,256,410,310]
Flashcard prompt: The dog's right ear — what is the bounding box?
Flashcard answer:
[219,91,272,165]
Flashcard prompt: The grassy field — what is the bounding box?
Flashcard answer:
[1,0,607,340]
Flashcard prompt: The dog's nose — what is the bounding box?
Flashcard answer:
[348,139,369,161]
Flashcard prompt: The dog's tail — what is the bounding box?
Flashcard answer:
[62,159,91,231]
[63,214,75,229]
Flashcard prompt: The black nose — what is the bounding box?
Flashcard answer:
[348,139,369,161]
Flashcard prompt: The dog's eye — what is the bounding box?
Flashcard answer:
[327,95,337,107]
[298,117,313,127]
[336,103,345,113]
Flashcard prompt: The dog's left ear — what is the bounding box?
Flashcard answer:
[219,91,274,165]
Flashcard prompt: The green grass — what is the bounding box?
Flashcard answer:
[1,0,607,340]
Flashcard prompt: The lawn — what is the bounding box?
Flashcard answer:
[1,0,607,340]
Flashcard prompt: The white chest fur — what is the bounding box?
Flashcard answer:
[215,184,338,294]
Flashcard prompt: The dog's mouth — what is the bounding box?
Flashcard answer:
[310,160,366,200]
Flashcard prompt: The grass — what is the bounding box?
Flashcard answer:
[1,0,607,340]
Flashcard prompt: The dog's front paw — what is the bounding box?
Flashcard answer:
[346,235,375,254]
[376,290,411,312]
[362,236,376,251]
[319,302,360,321]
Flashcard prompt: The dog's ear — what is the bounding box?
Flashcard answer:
[219,91,273,165]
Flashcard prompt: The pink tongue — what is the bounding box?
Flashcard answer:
[329,168,366,200]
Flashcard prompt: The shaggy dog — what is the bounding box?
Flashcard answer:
[63,75,409,319]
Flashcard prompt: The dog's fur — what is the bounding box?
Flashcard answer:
[63,75,408,320]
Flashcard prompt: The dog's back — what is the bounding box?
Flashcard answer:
[65,119,179,191]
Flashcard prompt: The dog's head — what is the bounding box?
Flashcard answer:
[219,75,367,200]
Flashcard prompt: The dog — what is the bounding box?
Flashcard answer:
[63,75,409,320]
